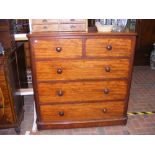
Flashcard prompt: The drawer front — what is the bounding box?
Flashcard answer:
[60,19,86,23]
[38,80,127,103]
[40,101,125,122]
[32,39,82,58]
[35,59,130,81]
[32,24,59,32]
[86,38,132,57]
[60,24,86,31]
[32,19,59,24]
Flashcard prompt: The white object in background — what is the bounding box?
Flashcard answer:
[14,34,28,41]
[32,102,37,132]
[25,131,30,135]
[95,22,113,32]
[29,19,32,33]
[15,88,34,96]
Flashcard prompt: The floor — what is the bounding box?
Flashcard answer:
[0,66,155,135]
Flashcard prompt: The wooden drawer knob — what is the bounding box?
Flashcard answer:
[106,45,112,51]
[57,68,63,74]
[102,108,107,113]
[58,111,64,116]
[104,88,109,94]
[105,66,111,72]
[57,90,64,96]
[56,47,62,52]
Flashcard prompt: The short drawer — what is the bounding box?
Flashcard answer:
[35,59,130,81]
[32,24,59,32]
[60,19,86,23]
[31,19,59,24]
[37,80,127,103]
[60,24,86,31]
[32,39,82,58]
[86,38,132,57]
[39,101,125,122]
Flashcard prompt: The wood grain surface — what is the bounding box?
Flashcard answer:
[33,39,82,58]
[35,59,130,81]
[37,80,127,103]
[40,101,125,122]
[86,38,132,57]
[0,107,14,125]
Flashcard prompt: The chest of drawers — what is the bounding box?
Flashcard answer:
[31,19,88,32]
[28,32,136,130]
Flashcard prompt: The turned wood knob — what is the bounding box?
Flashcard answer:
[57,68,63,74]
[103,88,109,94]
[105,66,111,72]
[57,90,64,96]
[102,108,107,113]
[106,45,112,51]
[56,47,62,52]
[58,111,64,116]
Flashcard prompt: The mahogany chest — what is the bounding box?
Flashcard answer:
[28,32,136,129]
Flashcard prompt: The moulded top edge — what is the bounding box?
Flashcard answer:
[27,31,137,38]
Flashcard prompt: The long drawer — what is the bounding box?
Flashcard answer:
[86,38,132,57]
[35,59,130,81]
[37,80,127,103]
[40,101,125,122]
[32,39,82,58]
